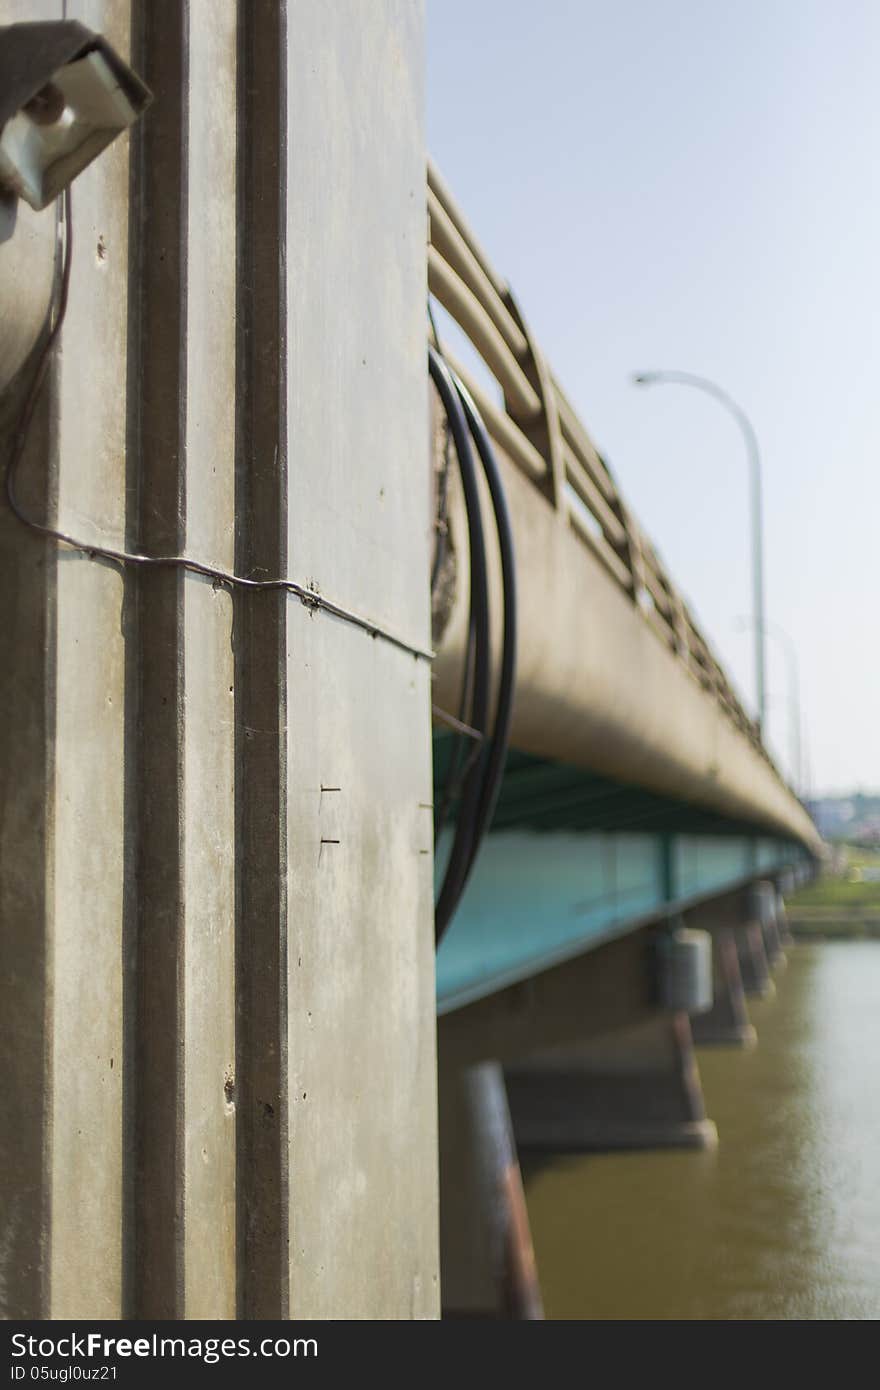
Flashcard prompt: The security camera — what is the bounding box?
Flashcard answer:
[0,20,151,211]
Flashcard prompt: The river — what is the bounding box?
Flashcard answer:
[523,941,880,1319]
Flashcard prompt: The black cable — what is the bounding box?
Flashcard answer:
[5,189,433,665]
[429,345,491,943]
[453,373,517,885]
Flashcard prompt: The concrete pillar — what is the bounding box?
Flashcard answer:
[281,0,437,1319]
[126,0,239,1318]
[752,879,785,970]
[439,1061,543,1320]
[505,1014,717,1153]
[775,886,794,949]
[736,914,775,999]
[0,0,438,1319]
[0,0,132,1319]
[686,896,756,1048]
[691,926,756,1047]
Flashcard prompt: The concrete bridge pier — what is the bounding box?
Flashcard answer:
[438,1061,543,1320]
[752,880,786,970]
[775,886,795,948]
[0,0,439,1319]
[688,898,756,1048]
[736,890,776,999]
[774,870,797,947]
[505,1013,717,1154]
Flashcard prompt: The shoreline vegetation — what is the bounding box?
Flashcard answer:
[788,843,880,939]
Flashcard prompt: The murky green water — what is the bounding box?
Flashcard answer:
[523,943,880,1319]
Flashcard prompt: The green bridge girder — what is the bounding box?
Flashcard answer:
[435,741,808,1012]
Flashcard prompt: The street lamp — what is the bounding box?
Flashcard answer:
[633,370,767,737]
[734,615,802,793]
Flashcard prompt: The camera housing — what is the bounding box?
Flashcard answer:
[0,20,151,211]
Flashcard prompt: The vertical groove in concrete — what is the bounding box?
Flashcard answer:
[234,0,290,1320]
[129,0,188,1319]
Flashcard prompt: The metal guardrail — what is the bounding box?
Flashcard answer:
[427,159,766,758]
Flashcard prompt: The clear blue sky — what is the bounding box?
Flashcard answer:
[427,0,879,796]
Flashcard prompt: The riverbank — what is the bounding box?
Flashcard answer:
[787,843,880,937]
[787,908,880,940]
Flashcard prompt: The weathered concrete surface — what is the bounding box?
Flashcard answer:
[0,195,54,391]
[180,0,238,1317]
[47,0,130,1318]
[0,0,61,1318]
[283,0,438,1318]
[1,0,437,1320]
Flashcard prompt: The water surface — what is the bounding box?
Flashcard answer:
[524,943,880,1319]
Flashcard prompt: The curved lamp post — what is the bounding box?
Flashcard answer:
[633,370,766,738]
[735,615,802,794]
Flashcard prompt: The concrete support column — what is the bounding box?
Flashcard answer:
[692,927,756,1047]
[505,1013,717,1153]
[736,893,775,1000]
[439,1061,543,1320]
[281,0,437,1318]
[751,880,785,970]
[687,897,756,1048]
[0,0,438,1319]
[775,885,794,948]
[126,0,239,1318]
[0,0,132,1319]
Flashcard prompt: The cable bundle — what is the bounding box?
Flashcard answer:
[429,345,517,945]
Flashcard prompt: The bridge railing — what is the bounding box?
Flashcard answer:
[427,158,765,760]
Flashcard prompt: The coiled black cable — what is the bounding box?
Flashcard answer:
[429,344,517,943]
[455,376,517,884]
[429,347,491,942]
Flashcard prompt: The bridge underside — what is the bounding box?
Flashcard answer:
[435,736,809,1317]
[435,738,808,1012]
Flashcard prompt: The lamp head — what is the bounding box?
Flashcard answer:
[0,21,151,211]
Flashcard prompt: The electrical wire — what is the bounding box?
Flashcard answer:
[431,702,484,742]
[454,375,517,883]
[6,188,514,934]
[4,189,434,665]
[429,345,492,943]
[429,343,517,943]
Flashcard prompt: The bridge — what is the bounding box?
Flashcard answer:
[0,3,818,1321]
[426,164,817,1316]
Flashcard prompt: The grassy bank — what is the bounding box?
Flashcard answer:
[788,844,880,936]
[790,845,880,909]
